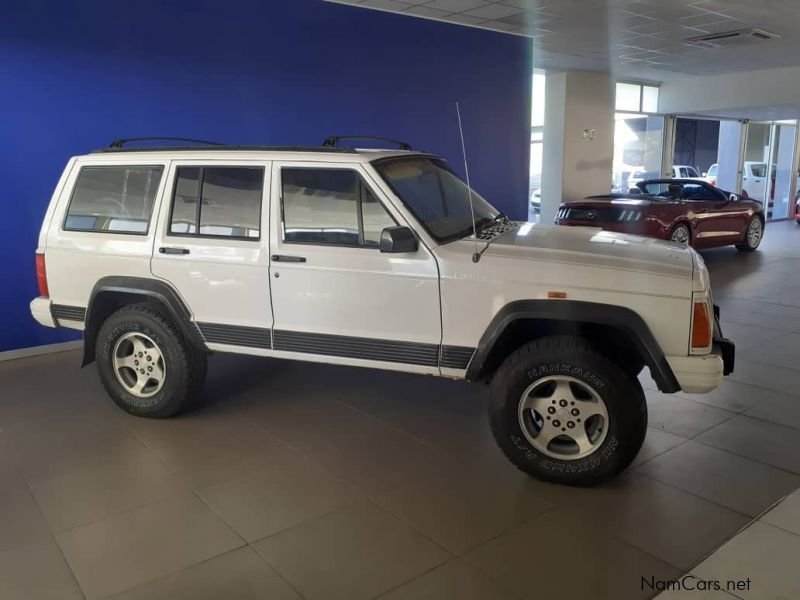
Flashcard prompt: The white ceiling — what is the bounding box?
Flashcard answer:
[325,0,800,81]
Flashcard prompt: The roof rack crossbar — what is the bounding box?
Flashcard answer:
[322,135,412,151]
[109,137,225,149]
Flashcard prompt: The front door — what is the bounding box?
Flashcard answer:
[683,182,746,245]
[268,161,441,374]
[150,160,274,352]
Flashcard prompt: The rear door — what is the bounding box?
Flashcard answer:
[150,160,274,352]
[267,160,441,374]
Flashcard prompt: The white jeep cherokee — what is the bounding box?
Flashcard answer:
[30,137,734,486]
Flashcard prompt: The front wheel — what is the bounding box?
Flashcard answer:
[735,217,763,252]
[96,304,207,418]
[489,335,647,486]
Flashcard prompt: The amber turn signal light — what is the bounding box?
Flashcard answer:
[547,291,567,299]
[691,301,711,350]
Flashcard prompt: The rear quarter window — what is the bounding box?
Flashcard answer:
[64,165,164,234]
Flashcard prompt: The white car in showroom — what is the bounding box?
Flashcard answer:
[30,136,734,486]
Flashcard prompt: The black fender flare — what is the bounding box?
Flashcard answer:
[465,299,680,393]
[82,276,207,366]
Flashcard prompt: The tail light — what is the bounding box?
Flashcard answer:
[35,252,49,297]
[690,299,712,353]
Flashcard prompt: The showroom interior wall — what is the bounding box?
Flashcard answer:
[0,0,532,353]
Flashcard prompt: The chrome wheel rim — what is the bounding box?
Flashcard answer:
[670,225,690,244]
[518,375,609,460]
[747,219,762,248]
[112,332,166,398]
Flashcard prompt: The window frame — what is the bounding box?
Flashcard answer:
[62,164,165,236]
[167,165,265,242]
[279,166,397,249]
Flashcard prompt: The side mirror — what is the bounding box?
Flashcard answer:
[729,193,739,202]
[702,172,707,177]
[379,226,418,253]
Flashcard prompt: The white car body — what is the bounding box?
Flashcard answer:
[32,147,725,394]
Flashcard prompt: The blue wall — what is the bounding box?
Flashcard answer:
[0,0,532,352]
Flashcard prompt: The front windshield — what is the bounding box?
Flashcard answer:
[373,157,500,243]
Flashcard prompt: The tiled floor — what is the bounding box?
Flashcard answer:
[1,221,799,599]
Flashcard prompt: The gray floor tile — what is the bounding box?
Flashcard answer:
[197,453,360,542]
[465,508,681,600]
[56,493,243,599]
[631,428,688,468]
[656,587,742,599]
[373,459,551,554]
[693,521,800,600]
[109,546,300,600]
[548,471,750,570]
[744,388,800,430]
[727,359,800,397]
[677,380,767,414]
[30,450,188,532]
[150,426,296,489]
[696,415,800,474]
[253,501,451,600]
[0,471,53,553]
[647,391,735,438]
[717,321,787,352]
[4,413,149,482]
[636,441,800,517]
[760,488,800,535]
[738,333,800,372]
[0,541,83,600]
[379,559,519,600]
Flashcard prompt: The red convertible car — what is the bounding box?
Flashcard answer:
[555,179,765,251]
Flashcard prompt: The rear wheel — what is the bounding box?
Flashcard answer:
[96,304,206,417]
[489,335,647,486]
[669,223,691,245]
[736,217,763,252]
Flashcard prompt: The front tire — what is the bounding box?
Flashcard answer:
[736,216,763,252]
[96,304,206,418]
[489,335,647,486]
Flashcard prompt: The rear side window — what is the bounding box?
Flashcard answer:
[64,166,164,234]
[281,168,395,246]
[169,167,263,240]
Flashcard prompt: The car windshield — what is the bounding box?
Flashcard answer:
[373,157,500,243]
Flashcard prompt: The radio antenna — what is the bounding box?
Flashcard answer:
[455,102,481,263]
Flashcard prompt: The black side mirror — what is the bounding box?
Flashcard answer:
[379,226,418,253]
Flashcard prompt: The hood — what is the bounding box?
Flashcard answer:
[484,222,694,278]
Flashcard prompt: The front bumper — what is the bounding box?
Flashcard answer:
[667,304,735,393]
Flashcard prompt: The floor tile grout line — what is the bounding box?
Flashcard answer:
[21,477,88,600]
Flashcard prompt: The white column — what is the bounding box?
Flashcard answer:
[540,70,615,224]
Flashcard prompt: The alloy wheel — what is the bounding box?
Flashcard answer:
[517,375,609,460]
[670,225,690,244]
[747,218,762,248]
[112,332,166,398]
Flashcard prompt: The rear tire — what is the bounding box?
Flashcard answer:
[488,335,647,486]
[95,303,206,418]
[735,217,763,252]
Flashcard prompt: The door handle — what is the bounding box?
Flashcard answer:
[159,247,190,255]
[271,254,306,263]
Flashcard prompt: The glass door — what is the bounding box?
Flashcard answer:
[768,122,797,221]
[742,122,773,212]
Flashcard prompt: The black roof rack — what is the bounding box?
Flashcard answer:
[92,144,358,154]
[322,135,412,150]
[108,137,225,149]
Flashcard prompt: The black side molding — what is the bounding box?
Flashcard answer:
[82,276,206,366]
[466,299,681,393]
